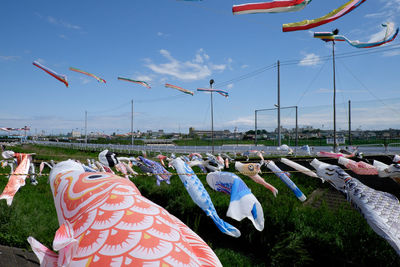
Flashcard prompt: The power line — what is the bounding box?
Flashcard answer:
[215,63,276,88]
[213,43,400,89]
[338,58,400,116]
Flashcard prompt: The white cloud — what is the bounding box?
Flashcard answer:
[3,99,399,133]
[47,16,57,24]
[145,49,228,81]
[135,75,152,82]
[46,16,82,30]
[222,116,255,127]
[364,12,387,18]
[365,1,400,20]
[157,32,170,38]
[194,54,204,63]
[227,57,233,70]
[227,83,234,89]
[80,77,91,85]
[241,64,249,69]
[383,50,400,57]
[36,58,46,64]
[298,53,321,66]
[210,64,226,71]
[0,55,20,61]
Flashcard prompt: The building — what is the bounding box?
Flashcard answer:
[71,130,81,138]
[189,128,231,139]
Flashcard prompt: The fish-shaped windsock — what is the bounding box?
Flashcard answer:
[138,156,171,186]
[216,155,225,167]
[0,160,7,168]
[338,157,378,175]
[0,152,31,206]
[156,154,167,167]
[300,145,311,155]
[277,144,293,154]
[205,153,224,172]
[310,158,400,255]
[98,149,119,168]
[137,161,154,175]
[265,161,306,202]
[189,153,202,159]
[373,160,400,183]
[235,161,278,197]
[115,161,129,179]
[188,158,208,173]
[28,160,222,267]
[122,162,138,176]
[170,157,241,238]
[206,171,264,231]
[373,160,390,177]
[317,151,355,159]
[280,158,318,179]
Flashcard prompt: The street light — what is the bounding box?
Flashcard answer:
[209,79,214,154]
[315,29,338,152]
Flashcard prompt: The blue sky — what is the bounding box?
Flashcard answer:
[1,0,400,135]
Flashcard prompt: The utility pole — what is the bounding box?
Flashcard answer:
[85,110,88,144]
[277,60,281,146]
[332,40,337,152]
[295,106,298,147]
[348,100,351,145]
[131,100,134,146]
[255,110,258,146]
[210,79,215,154]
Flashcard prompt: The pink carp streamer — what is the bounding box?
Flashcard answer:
[283,0,366,32]
[233,0,311,15]
[338,157,378,176]
[33,61,68,87]
[317,151,355,159]
[69,67,106,83]
[28,160,222,266]
[118,77,151,88]
[0,153,31,206]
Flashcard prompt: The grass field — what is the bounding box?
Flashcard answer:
[0,145,399,266]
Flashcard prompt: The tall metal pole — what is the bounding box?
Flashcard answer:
[277,60,281,146]
[210,79,214,154]
[255,110,258,146]
[348,100,351,145]
[131,100,134,146]
[85,110,87,144]
[295,106,298,147]
[332,42,337,152]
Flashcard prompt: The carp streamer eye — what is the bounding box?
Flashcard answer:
[248,165,254,171]
[87,174,105,179]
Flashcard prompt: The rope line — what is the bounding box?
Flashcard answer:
[0,167,380,178]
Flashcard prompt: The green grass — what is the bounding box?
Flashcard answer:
[0,144,399,266]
